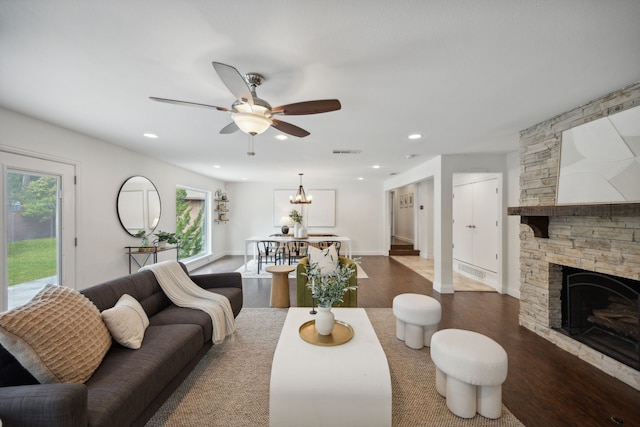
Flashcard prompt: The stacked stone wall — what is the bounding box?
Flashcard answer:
[516,82,640,389]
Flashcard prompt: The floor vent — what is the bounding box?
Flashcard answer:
[458,264,486,279]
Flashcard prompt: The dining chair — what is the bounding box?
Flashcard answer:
[257,240,285,273]
[287,241,309,265]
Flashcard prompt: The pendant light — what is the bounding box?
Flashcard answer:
[290,173,312,204]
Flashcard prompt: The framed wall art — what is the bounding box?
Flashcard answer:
[557,105,640,204]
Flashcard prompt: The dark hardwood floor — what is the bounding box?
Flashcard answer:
[194,255,640,427]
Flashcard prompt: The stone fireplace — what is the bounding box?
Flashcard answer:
[510,82,640,390]
[560,266,639,371]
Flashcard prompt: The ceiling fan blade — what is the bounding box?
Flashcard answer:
[212,62,253,105]
[149,97,229,112]
[220,122,239,134]
[272,99,341,116]
[271,119,310,138]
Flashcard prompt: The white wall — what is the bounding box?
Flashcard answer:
[226,179,385,257]
[0,107,227,289]
[392,184,416,242]
[417,179,434,259]
[505,151,521,298]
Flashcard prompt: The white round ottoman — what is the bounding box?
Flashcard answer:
[392,293,441,349]
[431,329,508,419]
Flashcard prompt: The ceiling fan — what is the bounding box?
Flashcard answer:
[150,62,341,138]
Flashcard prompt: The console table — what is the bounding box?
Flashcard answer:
[269,308,392,426]
[125,245,178,273]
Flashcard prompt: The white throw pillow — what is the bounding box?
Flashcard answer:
[101,294,149,349]
[307,244,339,275]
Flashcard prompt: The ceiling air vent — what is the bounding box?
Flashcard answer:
[332,149,362,154]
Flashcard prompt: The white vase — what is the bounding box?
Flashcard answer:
[315,305,335,335]
[294,222,301,237]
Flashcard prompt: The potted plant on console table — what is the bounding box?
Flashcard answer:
[303,259,358,335]
[153,231,178,248]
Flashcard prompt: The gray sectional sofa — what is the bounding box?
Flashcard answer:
[0,263,243,427]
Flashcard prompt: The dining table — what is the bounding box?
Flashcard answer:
[243,235,352,271]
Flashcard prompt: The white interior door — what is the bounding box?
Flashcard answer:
[452,183,474,264]
[1,151,76,310]
[472,178,498,273]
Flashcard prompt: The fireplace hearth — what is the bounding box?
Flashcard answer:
[558,267,640,371]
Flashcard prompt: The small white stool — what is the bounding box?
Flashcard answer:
[392,293,441,349]
[431,329,508,419]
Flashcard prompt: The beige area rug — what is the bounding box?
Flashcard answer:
[146,308,523,427]
[391,256,496,292]
[234,259,369,280]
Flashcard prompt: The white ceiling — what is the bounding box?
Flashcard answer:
[1,1,639,183]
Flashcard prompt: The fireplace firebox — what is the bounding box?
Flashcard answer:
[559,267,639,371]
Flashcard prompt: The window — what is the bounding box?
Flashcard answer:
[176,186,209,261]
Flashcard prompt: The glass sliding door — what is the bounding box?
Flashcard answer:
[1,152,75,310]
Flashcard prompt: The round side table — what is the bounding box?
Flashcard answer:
[265,265,296,308]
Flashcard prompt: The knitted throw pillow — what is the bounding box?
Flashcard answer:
[0,284,112,383]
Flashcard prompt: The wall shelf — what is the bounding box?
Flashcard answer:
[214,189,229,223]
[507,203,640,238]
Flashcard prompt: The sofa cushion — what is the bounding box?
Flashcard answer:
[0,284,112,384]
[80,270,171,317]
[85,324,204,427]
[101,294,150,349]
[150,305,214,342]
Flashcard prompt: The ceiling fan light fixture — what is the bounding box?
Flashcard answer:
[231,112,272,135]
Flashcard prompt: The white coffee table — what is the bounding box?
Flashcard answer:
[269,308,392,427]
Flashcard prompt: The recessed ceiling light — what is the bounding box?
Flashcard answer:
[276,134,288,140]
[144,133,158,139]
[408,133,422,140]
[213,165,221,169]
[372,165,380,169]
[358,177,364,181]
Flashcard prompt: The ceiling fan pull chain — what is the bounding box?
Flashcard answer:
[247,134,256,156]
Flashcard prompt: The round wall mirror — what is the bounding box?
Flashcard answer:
[117,176,161,237]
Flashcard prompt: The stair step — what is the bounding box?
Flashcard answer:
[391,244,414,250]
[389,249,421,256]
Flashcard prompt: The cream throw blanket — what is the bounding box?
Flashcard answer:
[140,261,235,344]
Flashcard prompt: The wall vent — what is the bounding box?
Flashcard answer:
[458,263,486,279]
[332,149,362,154]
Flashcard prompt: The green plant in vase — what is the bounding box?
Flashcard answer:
[289,209,302,224]
[304,260,358,307]
[303,257,359,335]
[153,231,178,247]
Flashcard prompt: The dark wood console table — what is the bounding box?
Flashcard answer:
[125,245,179,273]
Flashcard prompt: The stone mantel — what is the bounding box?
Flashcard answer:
[508,203,640,238]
